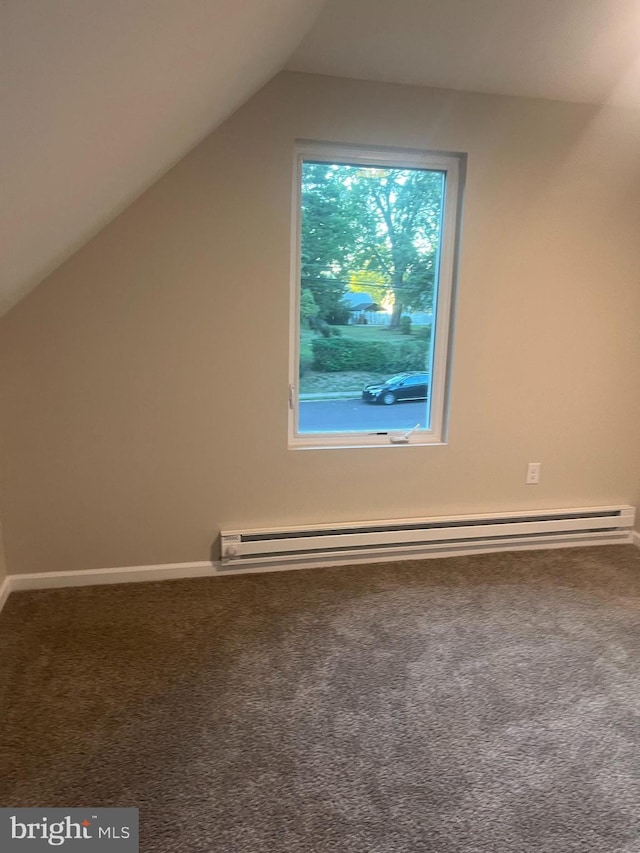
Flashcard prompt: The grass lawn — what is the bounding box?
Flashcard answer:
[336,324,404,341]
[300,370,388,395]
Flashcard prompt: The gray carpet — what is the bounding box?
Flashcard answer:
[1,545,640,852]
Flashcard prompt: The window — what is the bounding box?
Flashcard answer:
[289,141,463,449]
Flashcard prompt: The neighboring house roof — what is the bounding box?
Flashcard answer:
[342,292,378,311]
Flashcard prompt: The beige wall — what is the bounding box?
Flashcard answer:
[1,71,640,575]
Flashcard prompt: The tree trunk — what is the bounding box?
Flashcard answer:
[389,302,403,328]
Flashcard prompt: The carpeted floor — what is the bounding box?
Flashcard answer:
[1,545,640,852]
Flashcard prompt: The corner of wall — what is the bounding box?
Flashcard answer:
[0,513,9,614]
[0,513,6,582]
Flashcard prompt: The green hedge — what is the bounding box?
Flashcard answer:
[312,336,429,373]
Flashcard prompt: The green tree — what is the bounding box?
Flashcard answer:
[300,288,320,328]
[300,163,443,328]
[348,269,390,307]
[348,167,443,326]
[300,163,359,321]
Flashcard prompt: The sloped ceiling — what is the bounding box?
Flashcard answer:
[288,0,640,107]
[4,0,640,317]
[0,0,325,316]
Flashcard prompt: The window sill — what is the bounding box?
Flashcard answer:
[288,434,447,451]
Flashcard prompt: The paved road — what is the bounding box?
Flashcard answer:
[298,398,428,433]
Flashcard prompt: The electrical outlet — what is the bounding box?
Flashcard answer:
[526,462,541,485]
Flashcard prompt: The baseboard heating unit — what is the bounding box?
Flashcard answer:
[219,505,636,570]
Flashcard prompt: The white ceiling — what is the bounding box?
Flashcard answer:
[288,0,640,107]
[3,0,640,317]
[0,0,324,316]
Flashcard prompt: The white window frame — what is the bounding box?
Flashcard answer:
[288,140,463,450]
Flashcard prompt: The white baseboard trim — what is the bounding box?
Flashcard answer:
[2,560,217,607]
[1,534,639,617]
